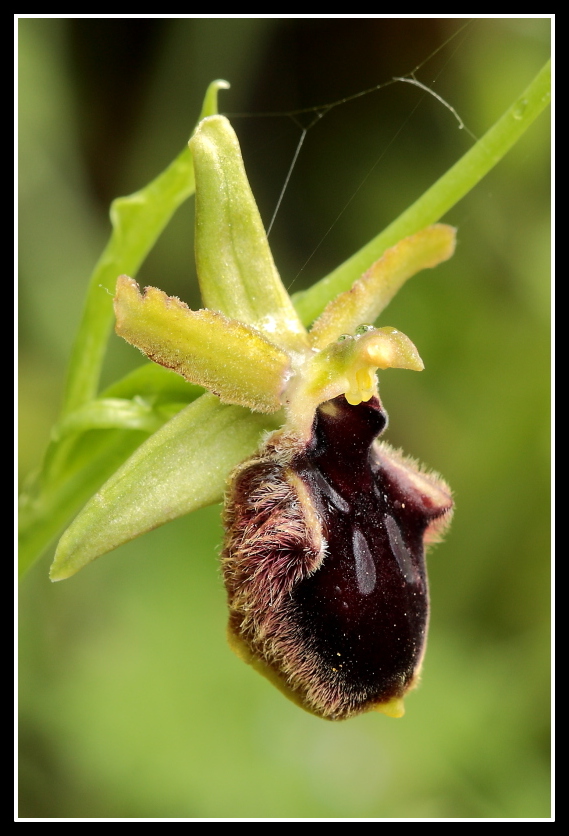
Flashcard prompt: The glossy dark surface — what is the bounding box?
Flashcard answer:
[223,393,452,718]
[291,396,431,706]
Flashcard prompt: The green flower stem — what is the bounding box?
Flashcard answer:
[292,60,551,326]
[61,80,229,417]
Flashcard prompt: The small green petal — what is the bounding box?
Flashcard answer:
[114,275,291,413]
[50,394,277,581]
[309,225,457,349]
[190,116,308,352]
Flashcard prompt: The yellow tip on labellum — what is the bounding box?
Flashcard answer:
[373,697,406,718]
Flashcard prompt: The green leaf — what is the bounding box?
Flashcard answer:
[101,362,205,404]
[19,429,148,577]
[190,115,308,352]
[38,368,203,497]
[50,394,278,581]
[51,397,175,441]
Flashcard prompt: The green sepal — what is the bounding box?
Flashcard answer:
[114,275,291,413]
[19,429,149,578]
[190,115,308,352]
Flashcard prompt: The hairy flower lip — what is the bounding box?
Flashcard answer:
[222,394,453,720]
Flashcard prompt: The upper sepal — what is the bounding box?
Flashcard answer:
[190,116,308,352]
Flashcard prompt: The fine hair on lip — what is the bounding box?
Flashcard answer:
[223,395,452,720]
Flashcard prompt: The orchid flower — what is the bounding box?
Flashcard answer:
[19,64,550,720]
[52,113,457,719]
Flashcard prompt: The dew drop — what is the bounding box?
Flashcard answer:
[513,98,528,120]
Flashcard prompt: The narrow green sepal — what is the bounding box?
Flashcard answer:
[190,115,308,352]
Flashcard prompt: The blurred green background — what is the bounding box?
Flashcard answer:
[19,18,550,819]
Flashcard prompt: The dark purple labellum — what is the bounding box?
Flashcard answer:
[222,395,452,720]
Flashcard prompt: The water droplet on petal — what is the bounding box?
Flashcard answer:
[513,97,528,119]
